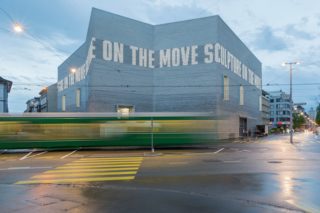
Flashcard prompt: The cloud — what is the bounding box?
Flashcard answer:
[0,30,76,112]
[49,33,80,46]
[142,3,211,24]
[251,26,288,51]
[3,0,320,111]
[285,24,315,40]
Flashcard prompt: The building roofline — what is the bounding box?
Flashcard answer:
[91,7,220,27]
[91,7,153,26]
[87,8,261,65]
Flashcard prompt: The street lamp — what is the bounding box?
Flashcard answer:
[282,61,300,144]
[0,7,24,33]
[1,7,65,63]
[70,68,77,73]
[13,23,24,33]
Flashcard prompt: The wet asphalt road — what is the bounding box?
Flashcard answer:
[0,132,320,213]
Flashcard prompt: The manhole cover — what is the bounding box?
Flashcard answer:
[268,161,282,164]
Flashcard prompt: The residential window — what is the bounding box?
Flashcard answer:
[76,89,81,108]
[223,76,229,101]
[240,85,244,105]
[62,95,66,112]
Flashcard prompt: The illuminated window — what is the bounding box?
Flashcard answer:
[62,95,66,112]
[240,85,244,105]
[76,89,81,108]
[117,105,134,116]
[223,75,229,101]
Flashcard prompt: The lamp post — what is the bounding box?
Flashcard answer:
[282,61,300,144]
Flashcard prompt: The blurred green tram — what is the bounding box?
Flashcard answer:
[0,113,219,149]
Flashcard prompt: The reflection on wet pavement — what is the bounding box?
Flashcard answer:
[1,133,320,212]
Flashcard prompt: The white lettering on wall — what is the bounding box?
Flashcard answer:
[148,50,155,68]
[220,45,227,68]
[204,44,214,64]
[102,40,112,61]
[130,45,138,66]
[139,48,148,67]
[159,49,171,68]
[191,45,198,65]
[102,40,124,63]
[215,43,221,63]
[172,48,180,67]
[227,52,233,70]
[59,38,262,92]
[58,37,96,92]
[114,42,124,63]
[181,47,190,65]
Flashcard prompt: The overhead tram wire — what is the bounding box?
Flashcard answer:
[0,8,14,34]
[1,7,66,62]
[0,7,15,22]
[23,32,66,61]
[0,7,112,71]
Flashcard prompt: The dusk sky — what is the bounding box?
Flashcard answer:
[1,0,320,112]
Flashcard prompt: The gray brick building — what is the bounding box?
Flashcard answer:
[57,8,263,138]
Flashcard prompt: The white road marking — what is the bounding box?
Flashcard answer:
[0,166,52,171]
[60,150,77,159]
[30,151,48,159]
[213,148,224,154]
[20,151,48,160]
[20,152,33,160]
[182,148,225,156]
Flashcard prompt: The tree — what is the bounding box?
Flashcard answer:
[316,104,320,125]
[293,113,305,129]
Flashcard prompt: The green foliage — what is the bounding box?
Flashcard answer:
[316,104,320,125]
[293,113,305,129]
